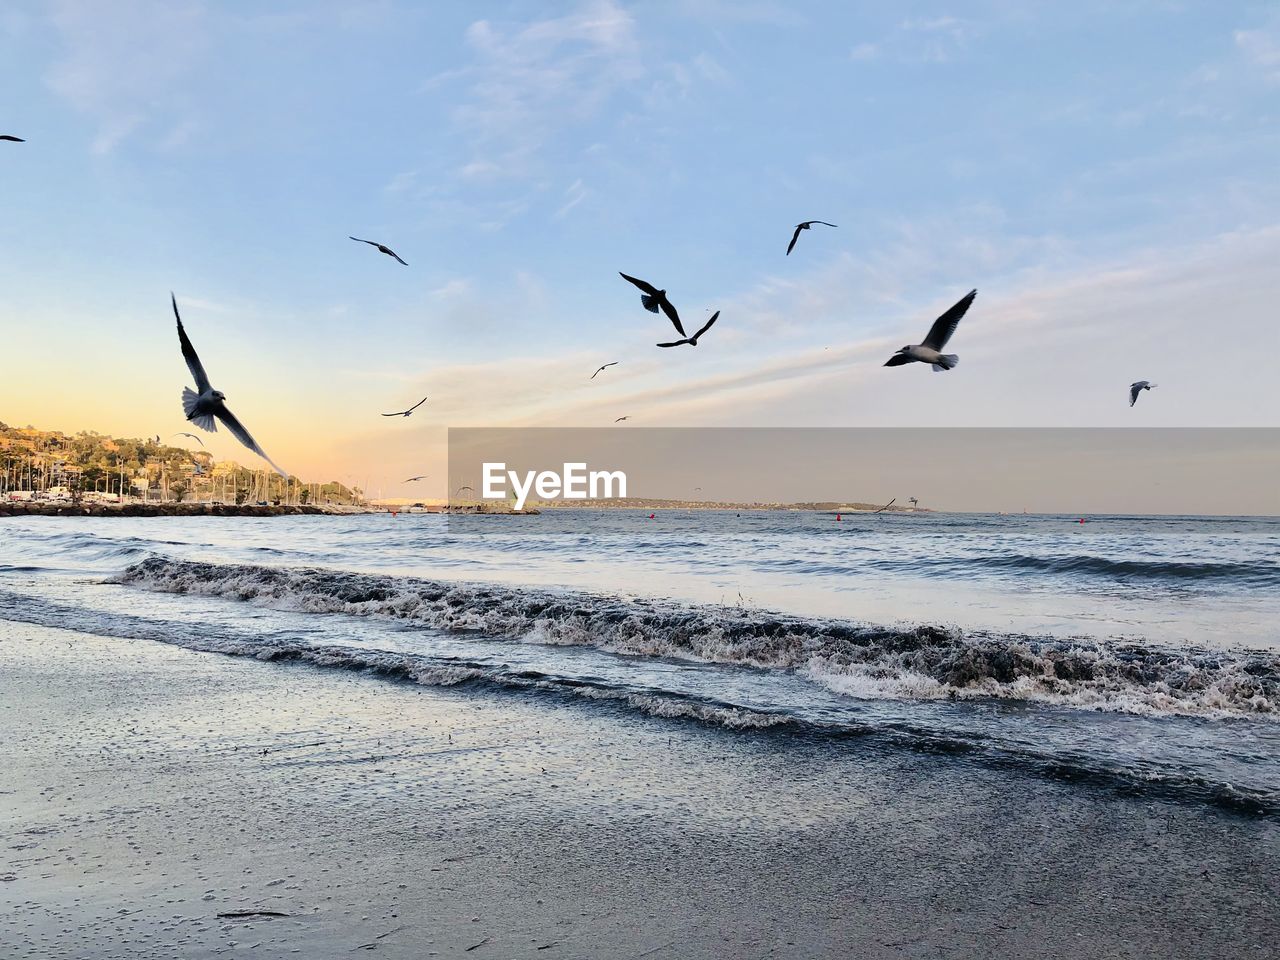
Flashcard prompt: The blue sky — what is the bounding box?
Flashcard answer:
[2,1,1278,493]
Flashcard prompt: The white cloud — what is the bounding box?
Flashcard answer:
[1235,21,1280,81]
[44,0,210,153]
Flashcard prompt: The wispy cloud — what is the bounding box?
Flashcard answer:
[1235,19,1280,81]
[44,0,210,154]
[447,0,642,180]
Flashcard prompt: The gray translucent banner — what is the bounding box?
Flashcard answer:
[446,427,1280,521]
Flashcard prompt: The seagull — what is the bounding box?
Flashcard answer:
[349,236,407,265]
[404,475,428,482]
[172,432,206,447]
[619,273,685,336]
[172,292,288,478]
[0,135,24,143]
[614,416,630,423]
[382,397,428,417]
[590,362,619,380]
[1129,381,1157,407]
[658,311,719,348]
[786,220,837,256]
[883,289,976,372]
[873,497,897,514]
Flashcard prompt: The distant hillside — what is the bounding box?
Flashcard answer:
[0,420,359,506]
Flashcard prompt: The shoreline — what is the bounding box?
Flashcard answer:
[0,501,377,518]
[3,620,1277,959]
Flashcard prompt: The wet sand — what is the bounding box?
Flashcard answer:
[2,621,1277,959]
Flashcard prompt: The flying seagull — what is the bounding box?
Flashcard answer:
[382,397,428,417]
[1129,381,1157,407]
[590,361,619,380]
[614,416,630,423]
[658,311,719,348]
[786,220,837,256]
[0,135,24,143]
[404,475,428,482]
[619,273,685,336]
[873,497,897,514]
[349,236,407,265]
[172,292,288,478]
[172,432,206,447]
[883,289,977,372]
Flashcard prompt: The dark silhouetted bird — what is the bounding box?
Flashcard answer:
[382,397,427,417]
[619,273,684,336]
[350,236,407,265]
[658,311,719,348]
[786,220,837,255]
[1129,381,1157,407]
[171,293,288,477]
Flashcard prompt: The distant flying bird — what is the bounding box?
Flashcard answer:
[382,397,428,417]
[172,292,288,478]
[1129,381,1157,407]
[0,135,24,143]
[873,497,897,514]
[619,273,684,336]
[658,311,719,348]
[614,416,630,423]
[404,475,428,482]
[590,362,619,380]
[349,236,407,265]
[173,432,205,447]
[883,289,976,372]
[786,220,837,256]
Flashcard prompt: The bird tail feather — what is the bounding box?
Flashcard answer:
[640,294,660,313]
[182,387,199,418]
[182,388,218,432]
[931,354,959,372]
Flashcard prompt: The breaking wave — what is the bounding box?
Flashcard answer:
[118,557,1280,720]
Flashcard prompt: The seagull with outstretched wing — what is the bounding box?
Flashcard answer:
[873,497,897,514]
[883,289,976,372]
[172,292,288,478]
[172,432,205,447]
[614,416,630,423]
[350,236,408,265]
[1129,381,1157,407]
[658,311,719,348]
[619,273,685,336]
[382,397,428,417]
[404,475,428,482]
[590,362,619,380]
[786,220,837,256]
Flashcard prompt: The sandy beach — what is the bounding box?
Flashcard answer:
[3,620,1277,959]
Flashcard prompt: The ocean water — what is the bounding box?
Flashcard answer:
[1,510,1278,814]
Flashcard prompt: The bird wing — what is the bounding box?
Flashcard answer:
[883,354,913,367]
[381,411,405,417]
[1129,382,1145,406]
[1,135,24,142]
[922,289,977,351]
[407,396,428,412]
[656,339,690,348]
[786,224,804,255]
[213,402,288,478]
[387,248,408,265]
[614,417,629,422]
[619,272,659,296]
[350,236,377,247]
[874,497,897,513]
[659,298,686,337]
[812,221,837,228]
[692,311,720,340]
[172,293,212,394]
